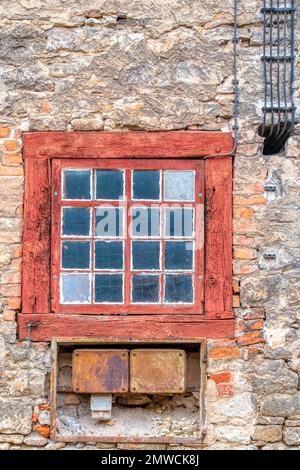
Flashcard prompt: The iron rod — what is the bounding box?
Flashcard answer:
[261,0,296,154]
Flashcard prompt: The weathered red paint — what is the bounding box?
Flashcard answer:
[23,131,234,160]
[21,131,233,340]
[51,158,204,315]
[204,157,232,316]
[22,158,51,313]
[18,314,235,341]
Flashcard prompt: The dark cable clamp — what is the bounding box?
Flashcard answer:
[264,184,277,192]
[263,253,277,260]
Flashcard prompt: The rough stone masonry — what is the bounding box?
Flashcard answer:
[0,0,299,450]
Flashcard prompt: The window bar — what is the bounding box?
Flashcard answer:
[262,0,268,137]
[282,0,288,139]
[276,0,281,139]
[269,0,275,138]
[261,0,297,154]
[160,174,165,305]
[125,169,131,307]
[290,0,296,131]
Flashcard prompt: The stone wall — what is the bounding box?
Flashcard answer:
[0,0,299,450]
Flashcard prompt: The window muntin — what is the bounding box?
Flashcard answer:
[52,159,204,314]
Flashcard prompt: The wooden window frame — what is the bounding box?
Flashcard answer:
[19,131,234,341]
[52,159,204,315]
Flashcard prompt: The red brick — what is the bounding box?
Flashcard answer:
[247,346,263,356]
[38,404,51,411]
[245,183,265,193]
[0,284,21,296]
[234,207,254,219]
[233,220,257,233]
[234,194,266,206]
[209,347,241,360]
[239,319,264,332]
[1,272,21,284]
[211,372,232,384]
[7,297,21,309]
[210,339,237,349]
[2,310,16,321]
[9,258,22,271]
[233,235,256,246]
[34,425,50,438]
[234,247,257,260]
[2,154,23,165]
[233,295,240,308]
[217,383,234,398]
[4,140,17,152]
[236,331,265,347]
[13,245,22,258]
[234,183,265,194]
[0,127,10,138]
[232,279,240,294]
[0,165,23,176]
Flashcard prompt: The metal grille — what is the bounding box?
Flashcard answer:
[261,0,296,154]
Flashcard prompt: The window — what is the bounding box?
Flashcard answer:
[52,160,204,314]
[20,131,234,341]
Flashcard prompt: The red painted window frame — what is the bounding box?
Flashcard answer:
[52,158,204,315]
[19,131,234,341]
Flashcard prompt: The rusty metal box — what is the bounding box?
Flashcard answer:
[130,349,186,394]
[72,349,129,394]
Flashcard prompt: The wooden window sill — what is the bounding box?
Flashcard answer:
[18,313,235,341]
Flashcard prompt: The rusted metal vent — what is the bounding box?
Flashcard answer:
[130,349,186,394]
[72,349,129,394]
[260,1,296,155]
[72,348,187,395]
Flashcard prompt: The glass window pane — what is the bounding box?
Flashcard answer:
[62,208,91,236]
[164,171,195,201]
[132,241,160,271]
[131,207,160,237]
[63,170,91,200]
[95,241,123,270]
[165,241,193,270]
[132,170,160,200]
[95,208,124,237]
[164,275,193,304]
[165,208,194,237]
[62,241,90,269]
[61,273,91,303]
[94,274,123,303]
[131,274,160,303]
[96,170,124,200]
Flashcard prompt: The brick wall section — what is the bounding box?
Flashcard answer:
[0,0,299,450]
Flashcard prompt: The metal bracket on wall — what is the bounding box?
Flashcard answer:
[260,1,296,155]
